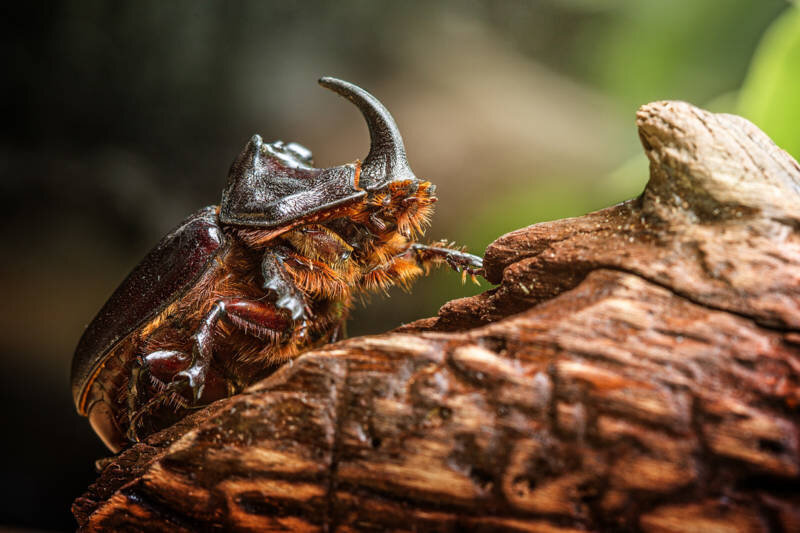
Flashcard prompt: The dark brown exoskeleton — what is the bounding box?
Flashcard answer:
[71,78,483,452]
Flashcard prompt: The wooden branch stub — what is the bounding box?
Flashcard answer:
[477,101,800,330]
[73,102,800,532]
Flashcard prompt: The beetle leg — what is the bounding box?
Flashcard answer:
[125,348,236,441]
[329,319,347,343]
[407,243,484,277]
[361,242,483,293]
[262,247,310,320]
[126,350,194,442]
[126,391,168,442]
[175,298,291,402]
[125,363,146,442]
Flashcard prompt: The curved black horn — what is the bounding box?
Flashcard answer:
[319,77,416,189]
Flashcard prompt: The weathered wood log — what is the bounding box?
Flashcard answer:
[73,101,800,532]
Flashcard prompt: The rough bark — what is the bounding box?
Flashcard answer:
[73,101,800,532]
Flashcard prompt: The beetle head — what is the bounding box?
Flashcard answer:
[219,77,421,229]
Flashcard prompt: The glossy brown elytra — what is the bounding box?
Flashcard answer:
[71,77,483,452]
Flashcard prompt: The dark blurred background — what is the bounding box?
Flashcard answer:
[2,1,798,530]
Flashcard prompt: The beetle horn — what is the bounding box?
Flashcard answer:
[318,77,416,189]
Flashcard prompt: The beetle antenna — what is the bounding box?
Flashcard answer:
[318,76,416,189]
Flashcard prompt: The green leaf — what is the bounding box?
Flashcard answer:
[738,6,800,159]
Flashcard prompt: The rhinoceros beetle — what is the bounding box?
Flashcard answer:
[72,77,483,452]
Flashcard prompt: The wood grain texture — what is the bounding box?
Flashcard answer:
[73,101,800,532]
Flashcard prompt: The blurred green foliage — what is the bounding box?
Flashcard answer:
[464,179,612,252]
[430,1,799,322]
[739,5,800,159]
[455,1,798,261]
[578,0,786,116]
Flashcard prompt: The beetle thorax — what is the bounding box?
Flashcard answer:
[233,177,436,297]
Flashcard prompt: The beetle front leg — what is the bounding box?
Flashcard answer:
[174,298,290,402]
[125,349,233,442]
[408,243,484,279]
[262,246,310,320]
[177,304,221,401]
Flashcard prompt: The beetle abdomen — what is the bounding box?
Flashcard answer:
[71,206,226,412]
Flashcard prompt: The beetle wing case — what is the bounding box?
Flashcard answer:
[219,134,366,228]
[71,206,226,413]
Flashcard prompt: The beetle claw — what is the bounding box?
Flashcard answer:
[173,366,206,403]
[276,294,307,321]
[262,248,309,321]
